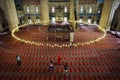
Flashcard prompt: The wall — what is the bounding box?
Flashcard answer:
[76,0,102,24]
[49,2,70,21]
[23,5,40,23]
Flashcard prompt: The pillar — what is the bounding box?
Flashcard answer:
[0,0,5,32]
[99,0,113,30]
[40,0,49,25]
[0,8,3,31]
[107,0,120,31]
[0,21,2,31]
[70,0,75,29]
[3,0,18,31]
[70,0,75,21]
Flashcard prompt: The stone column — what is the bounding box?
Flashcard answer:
[40,0,49,25]
[0,20,2,31]
[99,0,113,29]
[107,0,120,31]
[70,0,75,21]
[70,0,75,29]
[0,8,2,31]
[3,0,18,31]
[0,0,5,31]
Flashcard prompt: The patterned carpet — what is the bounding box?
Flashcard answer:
[0,25,120,80]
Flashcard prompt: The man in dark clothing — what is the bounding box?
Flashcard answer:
[48,60,54,72]
[16,55,21,66]
[63,62,68,75]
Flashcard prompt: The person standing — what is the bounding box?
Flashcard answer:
[63,62,68,75]
[57,54,62,65]
[69,30,74,47]
[48,60,54,72]
[16,55,21,66]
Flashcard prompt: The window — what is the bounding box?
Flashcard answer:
[36,17,40,23]
[64,7,67,12]
[28,17,31,23]
[79,19,82,23]
[36,19,40,23]
[52,7,55,13]
[26,6,30,14]
[35,6,39,14]
[94,20,97,24]
[28,19,32,24]
[52,17,55,22]
[98,10,100,13]
[80,6,84,13]
[88,19,91,23]
[89,7,92,13]
[64,17,67,22]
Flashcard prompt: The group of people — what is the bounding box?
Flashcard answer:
[16,55,69,75]
[48,60,69,75]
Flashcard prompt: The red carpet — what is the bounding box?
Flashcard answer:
[0,25,120,80]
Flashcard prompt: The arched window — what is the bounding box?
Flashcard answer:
[79,16,83,23]
[98,10,100,13]
[88,16,92,23]
[28,17,31,23]
[35,6,39,14]
[80,6,84,13]
[79,19,82,23]
[89,6,92,13]
[52,7,55,13]
[26,6,30,14]
[52,17,55,22]
[36,17,40,23]
[88,19,91,23]
[64,7,67,12]
[64,17,67,22]
[94,20,97,24]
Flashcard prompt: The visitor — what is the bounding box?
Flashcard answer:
[63,62,68,75]
[69,30,74,47]
[48,60,54,72]
[16,55,21,66]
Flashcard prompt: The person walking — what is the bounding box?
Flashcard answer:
[16,55,21,66]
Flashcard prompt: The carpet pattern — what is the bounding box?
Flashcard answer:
[0,25,120,80]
